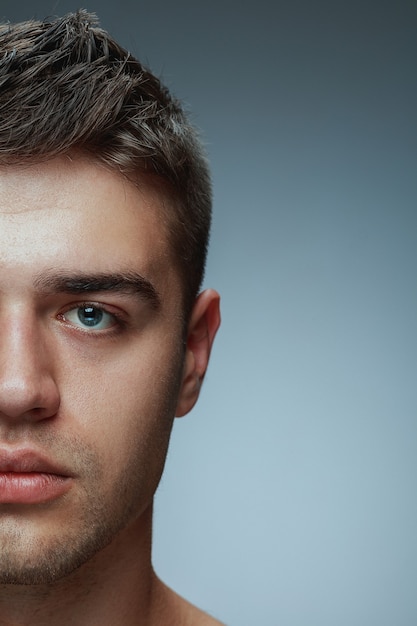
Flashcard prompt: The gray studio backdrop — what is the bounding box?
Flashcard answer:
[1,2,416,625]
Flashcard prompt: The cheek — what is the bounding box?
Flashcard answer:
[58,339,183,494]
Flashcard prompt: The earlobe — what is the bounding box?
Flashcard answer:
[175,289,220,417]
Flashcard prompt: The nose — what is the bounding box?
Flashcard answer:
[0,311,60,422]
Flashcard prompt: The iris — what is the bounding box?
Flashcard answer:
[78,306,103,327]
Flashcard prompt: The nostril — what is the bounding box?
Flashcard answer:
[31,406,57,419]
[0,376,60,422]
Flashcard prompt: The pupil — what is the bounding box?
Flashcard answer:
[78,306,103,327]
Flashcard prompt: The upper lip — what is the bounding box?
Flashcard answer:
[0,448,70,476]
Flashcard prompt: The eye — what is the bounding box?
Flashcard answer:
[62,305,117,331]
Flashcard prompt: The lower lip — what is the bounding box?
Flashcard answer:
[0,472,71,504]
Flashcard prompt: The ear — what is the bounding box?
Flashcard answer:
[176,289,221,417]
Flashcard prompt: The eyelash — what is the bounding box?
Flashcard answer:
[58,302,127,335]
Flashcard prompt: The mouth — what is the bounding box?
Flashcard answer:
[0,448,73,505]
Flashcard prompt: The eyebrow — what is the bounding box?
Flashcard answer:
[33,271,161,309]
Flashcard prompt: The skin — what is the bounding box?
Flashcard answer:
[0,156,222,625]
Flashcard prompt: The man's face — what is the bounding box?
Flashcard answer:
[0,157,195,583]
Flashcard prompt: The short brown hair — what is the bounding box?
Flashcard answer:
[0,10,211,317]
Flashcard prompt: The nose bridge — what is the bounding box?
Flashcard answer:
[0,302,60,420]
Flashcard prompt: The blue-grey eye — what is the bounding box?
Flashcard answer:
[78,306,103,327]
[63,305,115,330]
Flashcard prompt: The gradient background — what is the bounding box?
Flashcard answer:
[1,2,416,625]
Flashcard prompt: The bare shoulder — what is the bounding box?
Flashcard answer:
[151,577,225,625]
[181,598,225,625]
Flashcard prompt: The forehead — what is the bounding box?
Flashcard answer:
[0,156,176,292]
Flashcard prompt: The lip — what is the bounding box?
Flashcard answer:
[0,448,73,505]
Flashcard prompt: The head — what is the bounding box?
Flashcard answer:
[0,9,211,319]
[0,11,220,585]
